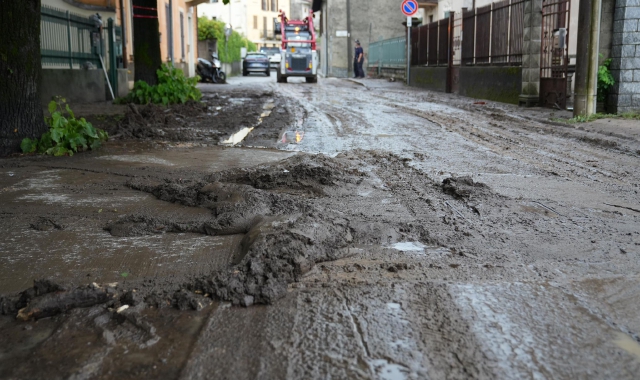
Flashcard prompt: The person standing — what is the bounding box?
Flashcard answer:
[354,39,364,78]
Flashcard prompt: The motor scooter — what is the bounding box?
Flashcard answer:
[196,51,226,83]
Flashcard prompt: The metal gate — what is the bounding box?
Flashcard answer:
[540,0,570,109]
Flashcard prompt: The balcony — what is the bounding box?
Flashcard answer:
[62,0,116,11]
[260,30,274,40]
[417,1,438,7]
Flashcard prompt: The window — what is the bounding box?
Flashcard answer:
[262,0,267,11]
[180,12,185,59]
[263,16,267,37]
[165,3,173,61]
[271,0,277,12]
[254,15,258,29]
[429,15,433,23]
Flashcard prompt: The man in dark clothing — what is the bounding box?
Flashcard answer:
[354,40,364,78]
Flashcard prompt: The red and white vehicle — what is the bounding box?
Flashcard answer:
[274,10,318,83]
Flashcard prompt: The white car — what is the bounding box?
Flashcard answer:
[260,47,282,68]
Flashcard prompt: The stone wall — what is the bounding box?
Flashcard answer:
[366,66,406,79]
[459,67,523,104]
[519,0,543,106]
[41,69,106,106]
[609,0,640,113]
[409,66,448,92]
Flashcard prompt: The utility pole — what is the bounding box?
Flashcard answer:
[574,0,602,116]
[347,0,352,77]
[407,17,411,85]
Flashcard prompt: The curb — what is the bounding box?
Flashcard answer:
[346,78,368,89]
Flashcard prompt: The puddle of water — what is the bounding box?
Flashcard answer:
[371,359,409,380]
[96,155,175,166]
[221,127,255,145]
[228,98,251,104]
[614,332,640,361]
[280,130,305,144]
[389,241,426,253]
[387,302,402,310]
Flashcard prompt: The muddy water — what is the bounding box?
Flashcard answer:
[1,76,640,379]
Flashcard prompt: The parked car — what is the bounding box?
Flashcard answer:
[260,47,282,68]
[243,53,270,76]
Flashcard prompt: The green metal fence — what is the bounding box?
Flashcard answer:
[369,37,406,68]
[40,5,102,69]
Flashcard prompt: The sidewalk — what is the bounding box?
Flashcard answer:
[344,77,629,124]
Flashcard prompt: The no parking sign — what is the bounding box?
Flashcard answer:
[401,0,418,17]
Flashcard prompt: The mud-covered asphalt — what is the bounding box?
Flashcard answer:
[1,73,640,379]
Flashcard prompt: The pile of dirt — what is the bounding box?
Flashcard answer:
[100,91,291,145]
[104,102,208,140]
[102,154,372,305]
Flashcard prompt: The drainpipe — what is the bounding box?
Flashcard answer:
[119,0,127,68]
[169,0,174,62]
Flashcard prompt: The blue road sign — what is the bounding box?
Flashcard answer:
[401,0,418,17]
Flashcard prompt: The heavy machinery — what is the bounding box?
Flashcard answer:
[274,10,318,84]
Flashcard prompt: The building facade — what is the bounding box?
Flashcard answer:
[198,0,291,48]
[319,0,407,78]
[43,0,200,77]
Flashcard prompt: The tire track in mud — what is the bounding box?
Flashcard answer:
[275,81,385,151]
[365,91,640,210]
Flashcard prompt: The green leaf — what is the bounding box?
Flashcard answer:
[20,138,37,153]
[50,128,63,143]
[65,104,75,119]
[89,139,101,150]
[48,100,57,115]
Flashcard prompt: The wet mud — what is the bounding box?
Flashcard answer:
[95,90,293,148]
[105,153,426,306]
[2,77,640,379]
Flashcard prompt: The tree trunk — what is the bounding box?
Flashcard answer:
[133,0,162,85]
[0,0,47,156]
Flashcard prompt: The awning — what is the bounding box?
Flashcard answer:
[185,0,211,6]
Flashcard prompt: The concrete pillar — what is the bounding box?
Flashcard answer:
[608,0,640,113]
[519,0,543,107]
[574,0,603,117]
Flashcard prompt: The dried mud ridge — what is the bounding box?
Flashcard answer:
[1,152,496,318]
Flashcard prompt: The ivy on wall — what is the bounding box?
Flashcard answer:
[198,17,257,63]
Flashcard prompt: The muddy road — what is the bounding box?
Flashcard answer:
[1,73,640,379]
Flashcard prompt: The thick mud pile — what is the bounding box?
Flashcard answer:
[102,91,293,145]
[0,149,504,319]
[105,102,208,140]
[104,155,367,305]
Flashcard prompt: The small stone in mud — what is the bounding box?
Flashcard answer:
[173,289,210,311]
[441,176,487,199]
[30,217,64,231]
